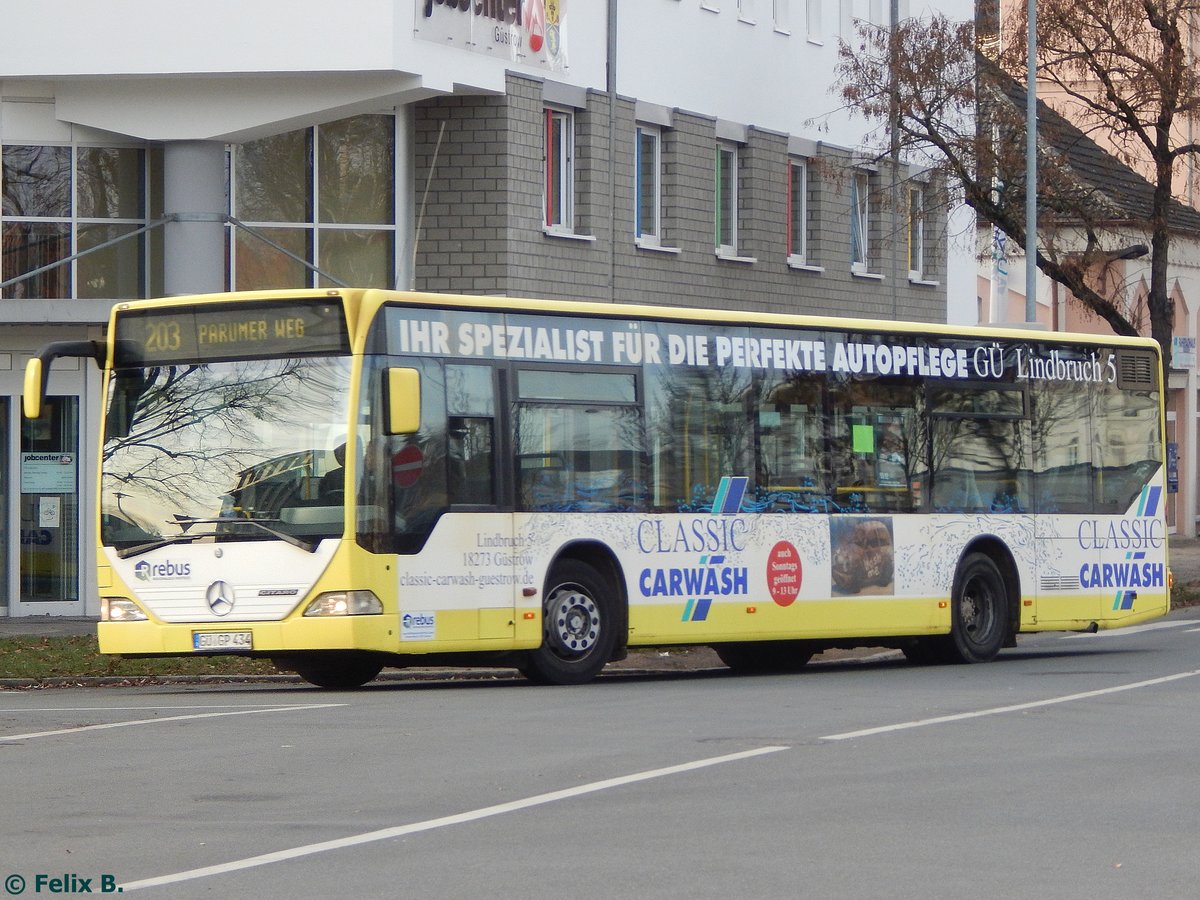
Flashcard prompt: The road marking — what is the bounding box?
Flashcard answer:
[0,704,329,713]
[121,745,789,892]
[0,704,344,742]
[821,669,1200,741]
[1060,619,1200,639]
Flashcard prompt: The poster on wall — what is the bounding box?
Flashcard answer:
[415,0,567,72]
[38,496,61,529]
[20,453,76,494]
[1172,336,1197,370]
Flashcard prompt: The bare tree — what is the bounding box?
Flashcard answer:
[834,1,1200,370]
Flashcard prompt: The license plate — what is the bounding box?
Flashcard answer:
[193,631,253,651]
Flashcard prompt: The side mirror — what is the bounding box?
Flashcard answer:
[23,358,44,419]
[386,368,421,435]
[23,340,106,420]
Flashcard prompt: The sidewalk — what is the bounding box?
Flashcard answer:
[0,616,96,638]
[3,535,1199,639]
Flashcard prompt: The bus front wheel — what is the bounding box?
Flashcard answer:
[283,653,384,689]
[521,560,618,685]
[946,552,1009,663]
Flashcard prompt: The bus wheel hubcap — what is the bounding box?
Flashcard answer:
[547,585,600,655]
[962,580,993,636]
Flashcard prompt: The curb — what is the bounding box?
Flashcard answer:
[0,667,723,690]
[0,651,902,690]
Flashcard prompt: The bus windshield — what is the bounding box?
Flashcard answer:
[100,355,354,553]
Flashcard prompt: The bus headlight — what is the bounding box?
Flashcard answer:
[302,590,383,617]
[102,597,148,622]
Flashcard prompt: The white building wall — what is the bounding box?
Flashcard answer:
[2,2,607,142]
[618,0,972,147]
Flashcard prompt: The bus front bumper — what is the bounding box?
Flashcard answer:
[97,615,398,657]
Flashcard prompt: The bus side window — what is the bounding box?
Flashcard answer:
[448,416,495,505]
[828,376,927,514]
[756,376,823,496]
[446,365,497,507]
[514,369,645,513]
[932,385,1029,514]
[519,453,566,510]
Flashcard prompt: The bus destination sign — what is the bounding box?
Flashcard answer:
[115,299,350,365]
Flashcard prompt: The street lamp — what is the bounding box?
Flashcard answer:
[1026,0,1037,323]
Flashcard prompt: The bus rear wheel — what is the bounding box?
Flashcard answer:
[715,641,814,673]
[521,560,618,685]
[945,552,1009,663]
[283,653,384,689]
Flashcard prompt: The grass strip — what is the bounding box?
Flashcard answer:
[0,635,278,680]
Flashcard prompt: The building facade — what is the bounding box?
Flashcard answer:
[0,0,971,616]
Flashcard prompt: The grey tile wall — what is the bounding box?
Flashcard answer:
[413,73,946,324]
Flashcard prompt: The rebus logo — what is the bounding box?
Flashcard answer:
[134,559,192,581]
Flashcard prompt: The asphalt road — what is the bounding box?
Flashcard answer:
[3,611,1200,899]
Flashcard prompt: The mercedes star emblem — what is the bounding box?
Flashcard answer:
[206,580,236,617]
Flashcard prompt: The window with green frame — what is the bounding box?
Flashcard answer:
[715,142,738,254]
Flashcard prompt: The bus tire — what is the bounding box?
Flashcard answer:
[521,560,618,685]
[945,552,1009,664]
[715,641,814,673]
[285,653,384,689]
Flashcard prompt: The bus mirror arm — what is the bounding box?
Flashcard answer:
[23,340,106,419]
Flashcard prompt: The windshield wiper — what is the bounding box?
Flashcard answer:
[175,516,321,553]
[116,533,204,559]
[116,517,320,558]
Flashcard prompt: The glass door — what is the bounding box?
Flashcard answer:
[19,396,79,606]
[0,399,8,611]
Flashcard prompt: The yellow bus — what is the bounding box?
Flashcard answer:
[24,289,1170,687]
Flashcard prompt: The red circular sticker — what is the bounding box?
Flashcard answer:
[392,445,424,488]
[767,541,802,607]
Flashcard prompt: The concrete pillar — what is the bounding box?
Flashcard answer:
[163,141,226,296]
[395,106,415,291]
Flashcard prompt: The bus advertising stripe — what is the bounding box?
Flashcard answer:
[711,476,749,514]
[709,477,731,514]
[1137,484,1161,517]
